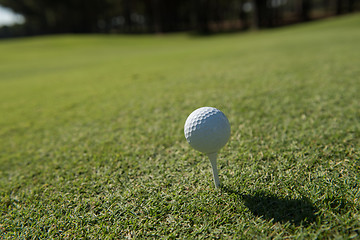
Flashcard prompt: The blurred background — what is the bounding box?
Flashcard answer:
[0,0,359,38]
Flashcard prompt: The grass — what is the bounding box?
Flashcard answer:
[1,14,360,239]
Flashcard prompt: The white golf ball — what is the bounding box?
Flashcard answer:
[184,107,230,154]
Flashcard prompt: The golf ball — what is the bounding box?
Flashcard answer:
[184,107,230,154]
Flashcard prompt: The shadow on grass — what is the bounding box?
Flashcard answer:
[222,186,318,226]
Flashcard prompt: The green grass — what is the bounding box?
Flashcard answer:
[1,14,360,239]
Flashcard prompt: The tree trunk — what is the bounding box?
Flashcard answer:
[123,0,132,32]
[196,0,210,34]
[301,0,311,21]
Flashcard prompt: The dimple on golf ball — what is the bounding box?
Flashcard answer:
[184,107,231,154]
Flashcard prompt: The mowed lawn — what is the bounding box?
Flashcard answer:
[1,14,360,239]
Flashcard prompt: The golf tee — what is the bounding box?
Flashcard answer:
[207,152,220,189]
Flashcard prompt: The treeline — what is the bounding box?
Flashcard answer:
[0,0,359,37]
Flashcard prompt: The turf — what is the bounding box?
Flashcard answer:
[1,14,360,239]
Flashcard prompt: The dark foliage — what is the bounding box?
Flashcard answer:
[0,0,359,37]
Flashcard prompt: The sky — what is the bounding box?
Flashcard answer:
[0,5,25,27]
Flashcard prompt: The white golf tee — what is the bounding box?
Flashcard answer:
[207,152,220,189]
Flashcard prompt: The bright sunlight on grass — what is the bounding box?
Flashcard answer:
[1,14,360,239]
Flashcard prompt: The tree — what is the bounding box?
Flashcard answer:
[1,0,359,36]
[254,0,270,28]
[301,0,312,21]
[0,0,113,34]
